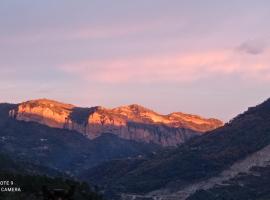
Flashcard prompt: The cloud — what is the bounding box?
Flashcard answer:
[236,40,266,55]
[60,48,270,84]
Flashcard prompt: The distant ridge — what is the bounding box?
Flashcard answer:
[8,99,223,146]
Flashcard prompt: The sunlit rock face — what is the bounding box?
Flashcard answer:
[9,99,223,146]
[13,99,73,128]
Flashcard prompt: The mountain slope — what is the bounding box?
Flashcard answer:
[187,147,270,200]
[84,98,270,198]
[0,103,160,176]
[9,99,222,146]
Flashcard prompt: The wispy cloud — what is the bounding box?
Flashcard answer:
[60,48,270,84]
[236,40,267,55]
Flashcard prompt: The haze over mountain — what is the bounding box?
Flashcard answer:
[9,99,222,146]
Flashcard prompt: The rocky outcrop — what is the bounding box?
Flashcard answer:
[9,99,223,146]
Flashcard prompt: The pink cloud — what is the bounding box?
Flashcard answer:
[60,48,270,84]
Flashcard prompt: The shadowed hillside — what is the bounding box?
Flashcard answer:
[0,103,160,176]
[83,98,270,197]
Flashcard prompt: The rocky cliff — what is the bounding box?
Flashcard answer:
[9,99,223,146]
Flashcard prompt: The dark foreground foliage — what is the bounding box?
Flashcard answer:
[0,172,104,200]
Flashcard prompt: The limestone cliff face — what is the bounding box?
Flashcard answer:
[9,99,223,146]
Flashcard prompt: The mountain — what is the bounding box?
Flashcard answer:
[83,98,270,199]
[0,103,160,176]
[0,98,222,199]
[9,99,222,146]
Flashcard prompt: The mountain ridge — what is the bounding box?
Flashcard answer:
[0,102,160,176]
[8,98,223,146]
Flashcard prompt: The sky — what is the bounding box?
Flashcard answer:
[0,0,269,122]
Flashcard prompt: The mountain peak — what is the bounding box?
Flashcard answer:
[126,104,148,110]
[23,98,74,109]
[113,104,156,114]
[9,99,223,146]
